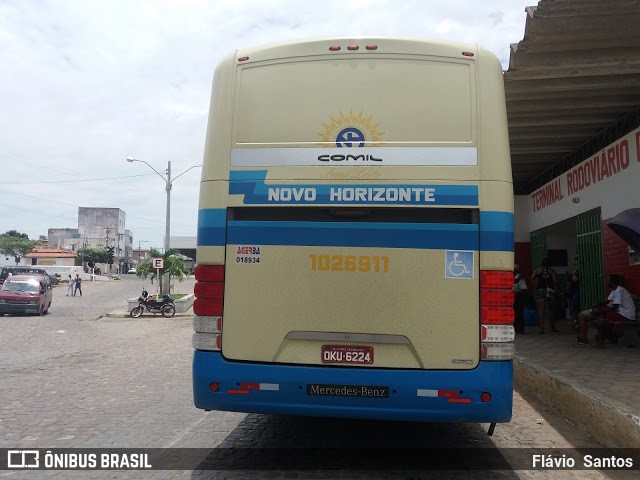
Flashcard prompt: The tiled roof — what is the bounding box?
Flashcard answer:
[25,247,76,258]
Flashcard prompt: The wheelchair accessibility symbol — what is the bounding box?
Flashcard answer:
[445,250,474,279]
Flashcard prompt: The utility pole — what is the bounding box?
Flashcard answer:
[137,240,150,265]
[127,156,200,293]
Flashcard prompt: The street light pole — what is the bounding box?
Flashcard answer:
[165,161,171,256]
[126,157,201,294]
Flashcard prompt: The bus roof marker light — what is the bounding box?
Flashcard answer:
[329,45,341,51]
[347,45,359,51]
[462,51,474,57]
[366,45,378,50]
[238,56,249,62]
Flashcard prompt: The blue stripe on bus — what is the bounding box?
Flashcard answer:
[197,208,227,247]
[197,209,513,251]
[193,351,513,423]
[229,170,269,195]
[227,221,479,250]
[479,211,514,252]
[230,170,269,181]
[228,170,479,207]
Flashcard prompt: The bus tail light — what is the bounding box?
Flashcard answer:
[480,270,514,360]
[192,331,221,351]
[194,264,224,282]
[482,325,515,342]
[481,342,515,361]
[194,281,224,299]
[480,271,512,288]
[481,289,514,306]
[481,306,514,324]
[193,265,224,352]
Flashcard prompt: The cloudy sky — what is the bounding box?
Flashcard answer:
[0,0,534,250]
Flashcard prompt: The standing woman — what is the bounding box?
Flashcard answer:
[531,258,558,334]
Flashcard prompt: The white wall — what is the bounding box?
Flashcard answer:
[0,256,29,267]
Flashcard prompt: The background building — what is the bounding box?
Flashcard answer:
[46,207,134,273]
[78,208,133,273]
[48,228,81,252]
[25,246,76,267]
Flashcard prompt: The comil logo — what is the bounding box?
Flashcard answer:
[8,450,39,468]
[317,110,384,149]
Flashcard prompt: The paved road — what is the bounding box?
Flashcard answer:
[0,277,635,479]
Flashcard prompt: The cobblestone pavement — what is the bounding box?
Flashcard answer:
[0,278,635,479]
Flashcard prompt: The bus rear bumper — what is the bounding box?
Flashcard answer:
[193,351,512,423]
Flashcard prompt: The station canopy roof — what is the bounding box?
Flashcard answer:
[504,0,640,194]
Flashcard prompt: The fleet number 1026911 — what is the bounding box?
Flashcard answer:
[309,254,389,273]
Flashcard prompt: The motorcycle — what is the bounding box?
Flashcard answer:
[129,288,176,318]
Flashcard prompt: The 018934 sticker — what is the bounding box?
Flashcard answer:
[235,245,261,264]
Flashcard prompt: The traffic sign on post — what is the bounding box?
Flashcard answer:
[152,258,164,269]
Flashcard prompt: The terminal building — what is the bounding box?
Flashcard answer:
[507,0,640,307]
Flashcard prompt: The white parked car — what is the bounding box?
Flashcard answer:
[127,268,137,274]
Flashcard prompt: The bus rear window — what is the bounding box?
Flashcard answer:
[236,58,474,146]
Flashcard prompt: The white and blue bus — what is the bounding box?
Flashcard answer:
[193,37,514,425]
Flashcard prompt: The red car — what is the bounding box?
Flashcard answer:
[0,274,53,316]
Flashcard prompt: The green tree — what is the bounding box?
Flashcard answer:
[0,231,41,265]
[136,248,188,294]
[77,247,109,268]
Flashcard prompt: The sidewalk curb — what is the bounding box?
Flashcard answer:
[514,355,640,448]
[105,310,194,319]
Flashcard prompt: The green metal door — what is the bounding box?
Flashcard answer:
[576,210,605,309]
[530,230,547,273]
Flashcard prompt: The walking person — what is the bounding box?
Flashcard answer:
[73,274,82,297]
[531,258,558,334]
[66,274,74,296]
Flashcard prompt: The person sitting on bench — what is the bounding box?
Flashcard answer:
[573,274,635,347]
